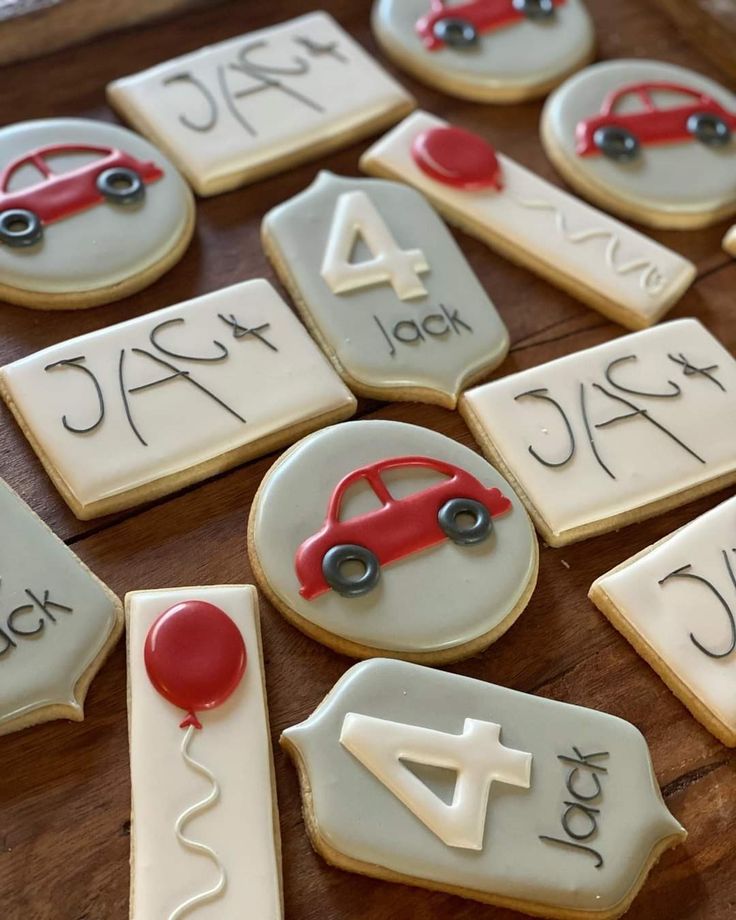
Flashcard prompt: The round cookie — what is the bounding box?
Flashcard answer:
[371,0,595,103]
[541,60,736,229]
[0,118,195,309]
[248,419,538,663]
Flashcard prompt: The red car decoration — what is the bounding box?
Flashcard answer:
[576,81,736,161]
[295,455,512,600]
[416,0,566,52]
[0,144,163,248]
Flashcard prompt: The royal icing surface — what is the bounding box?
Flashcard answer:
[360,111,695,329]
[724,226,736,258]
[591,496,736,743]
[0,118,192,297]
[282,658,685,913]
[263,172,509,406]
[107,13,414,196]
[0,478,122,734]
[461,319,736,545]
[251,419,537,656]
[542,60,736,225]
[0,280,356,518]
[372,0,594,100]
[127,586,282,920]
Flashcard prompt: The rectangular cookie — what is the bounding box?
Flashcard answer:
[360,110,697,330]
[0,279,357,519]
[459,318,736,546]
[590,496,736,746]
[126,585,282,919]
[107,12,415,196]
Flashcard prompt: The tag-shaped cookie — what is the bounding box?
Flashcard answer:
[126,585,282,920]
[542,60,736,229]
[371,0,595,103]
[248,419,538,664]
[0,118,194,309]
[262,172,509,407]
[460,319,736,546]
[0,280,356,519]
[0,478,122,736]
[282,658,685,918]
[360,110,696,330]
[590,496,736,747]
[107,12,414,196]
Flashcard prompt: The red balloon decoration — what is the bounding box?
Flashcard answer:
[144,600,247,730]
[411,125,504,191]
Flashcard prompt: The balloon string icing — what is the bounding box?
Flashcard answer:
[169,725,227,920]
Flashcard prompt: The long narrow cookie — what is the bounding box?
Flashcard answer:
[126,585,282,920]
[360,110,696,330]
[460,318,736,546]
[0,280,356,519]
[590,496,736,747]
[282,658,685,919]
[0,478,122,736]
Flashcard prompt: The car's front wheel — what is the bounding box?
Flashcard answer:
[593,125,640,162]
[433,17,478,48]
[0,208,43,248]
[687,112,731,147]
[438,498,493,546]
[322,544,381,598]
[96,166,145,205]
[513,0,556,19]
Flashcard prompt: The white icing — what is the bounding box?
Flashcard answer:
[1,280,356,516]
[592,496,736,737]
[361,111,696,326]
[340,713,532,849]
[127,586,282,920]
[108,13,414,195]
[320,190,429,300]
[724,226,736,257]
[461,319,736,543]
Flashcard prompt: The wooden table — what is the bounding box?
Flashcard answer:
[1,1,734,918]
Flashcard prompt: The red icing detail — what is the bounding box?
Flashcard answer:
[295,456,513,600]
[416,0,566,51]
[411,126,503,191]
[0,143,164,225]
[144,600,247,729]
[576,81,736,156]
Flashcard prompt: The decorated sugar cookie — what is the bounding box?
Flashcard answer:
[107,12,414,196]
[0,478,122,736]
[126,585,282,919]
[724,225,736,257]
[460,318,736,547]
[0,118,194,309]
[541,60,736,229]
[262,171,509,408]
[0,280,356,519]
[590,496,736,747]
[248,419,538,664]
[282,658,685,918]
[371,0,595,103]
[361,111,695,330]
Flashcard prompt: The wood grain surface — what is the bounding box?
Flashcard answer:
[0,2,734,918]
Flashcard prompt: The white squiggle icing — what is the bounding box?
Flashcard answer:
[511,197,666,295]
[169,725,227,920]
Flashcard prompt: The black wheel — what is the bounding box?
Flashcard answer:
[322,544,381,598]
[438,498,493,546]
[433,17,478,48]
[513,0,556,18]
[687,112,731,147]
[0,208,43,248]
[96,166,145,205]
[593,125,640,162]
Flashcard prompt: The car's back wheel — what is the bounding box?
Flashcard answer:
[96,166,145,205]
[433,17,478,48]
[438,498,493,546]
[513,0,556,18]
[322,544,381,598]
[687,112,731,147]
[593,125,640,162]
[0,208,43,248]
